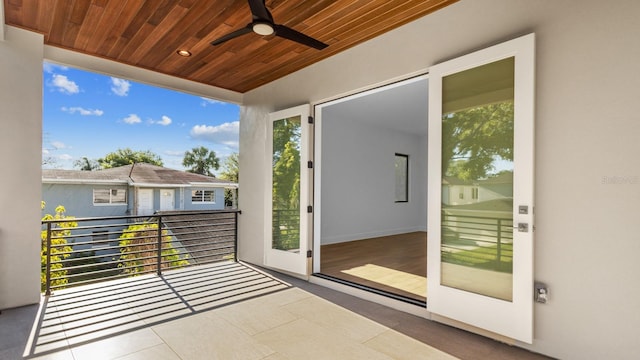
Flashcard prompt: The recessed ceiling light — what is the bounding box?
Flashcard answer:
[176,49,192,57]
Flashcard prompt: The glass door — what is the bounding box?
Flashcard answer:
[265,105,311,276]
[427,34,535,343]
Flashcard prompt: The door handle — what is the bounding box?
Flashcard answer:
[514,223,529,232]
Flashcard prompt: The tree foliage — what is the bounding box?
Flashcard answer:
[98,148,163,168]
[442,102,514,181]
[182,146,220,176]
[219,152,239,183]
[118,223,189,275]
[74,156,100,171]
[219,152,239,207]
[41,202,76,291]
[272,119,301,210]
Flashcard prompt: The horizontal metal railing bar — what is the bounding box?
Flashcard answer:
[51,246,209,278]
[50,232,158,247]
[442,218,513,225]
[65,222,139,232]
[165,225,235,235]
[43,209,240,224]
[165,232,235,243]
[161,219,235,226]
[172,237,235,248]
[51,233,178,252]
[442,221,513,230]
[51,249,235,284]
[50,242,157,258]
[163,253,234,266]
[443,234,513,243]
[174,242,235,252]
[50,238,118,249]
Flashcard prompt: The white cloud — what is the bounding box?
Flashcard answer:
[58,154,73,161]
[110,77,131,96]
[42,149,50,155]
[149,115,172,126]
[189,121,239,149]
[164,150,184,157]
[159,115,172,126]
[122,114,142,124]
[200,97,225,106]
[61,106,104,116]
[51,74,80,94]
[50,141,68,150]
[43,62,69,74]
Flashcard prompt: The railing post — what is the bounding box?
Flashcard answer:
[496,218,502,269]
[234,211,239,262]
[157,215,163,275]
[45,222,52,296]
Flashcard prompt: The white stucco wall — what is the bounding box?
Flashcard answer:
[239,1,640,358]
[0,27,44,309]
[320,118,426,244]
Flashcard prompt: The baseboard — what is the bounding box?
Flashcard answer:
[321,227,426,245]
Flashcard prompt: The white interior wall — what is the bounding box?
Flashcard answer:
[320,117,426,244]
[239,1,640,358]
[0,27,44,309]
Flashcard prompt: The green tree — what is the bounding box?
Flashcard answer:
[118,223,189,275]
[442,102,514,181]
[219,152,239,207]
[272,119,301,210]
[41,202,76,291]
[182,146,220,176]
[271,118,301,251]
[73,156,100,171]
[98,148,163,168]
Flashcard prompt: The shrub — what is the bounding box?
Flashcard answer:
[118,223,189,275]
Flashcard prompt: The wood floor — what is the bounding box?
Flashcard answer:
[320,232,427,302]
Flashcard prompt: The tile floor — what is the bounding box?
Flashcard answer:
[0,262,550,360]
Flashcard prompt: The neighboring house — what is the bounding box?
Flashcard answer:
[442,172,513,206]
[42,163,238,218]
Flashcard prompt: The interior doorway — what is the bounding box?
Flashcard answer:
[313,76,429,303]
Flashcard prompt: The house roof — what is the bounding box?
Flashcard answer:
[42,163,237,188]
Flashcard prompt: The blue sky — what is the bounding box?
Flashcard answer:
[42,62,240,173]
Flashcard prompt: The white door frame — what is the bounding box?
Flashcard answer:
[264,104,312,276]
[427,33,535,343]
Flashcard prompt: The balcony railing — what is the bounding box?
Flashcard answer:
[42,210,240,295]
[441,213,513,272]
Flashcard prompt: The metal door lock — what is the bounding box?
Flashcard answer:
[535,282,548,303]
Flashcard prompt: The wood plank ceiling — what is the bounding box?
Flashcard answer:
[4,0,457,93]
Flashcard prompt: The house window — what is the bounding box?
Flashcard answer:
[395,154,408,202]
[192,190,215,203]
[471,187,479,200]
[459,191,464,199]
[93,188,127,205]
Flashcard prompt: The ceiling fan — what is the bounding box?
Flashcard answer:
[210,0,328,50]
